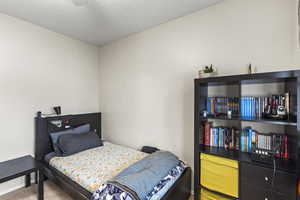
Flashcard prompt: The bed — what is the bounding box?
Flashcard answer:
[35,112,191,200]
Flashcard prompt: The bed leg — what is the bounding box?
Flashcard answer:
[38,170,44,200]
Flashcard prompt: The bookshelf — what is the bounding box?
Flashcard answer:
[199,115,297,126]
[194,70,300,200]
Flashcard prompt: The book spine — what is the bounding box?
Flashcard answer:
[221,127,223,148]
[284,135,288,159]
[241,97,245,117]
[224,128,228,149]
[235,129,240,150]
[210,128,213,147]
[218,128,222,147]
[251,129,256,152]
[241,130,246,152]
[244,97,247,118]
[240,130,244,152]
[253,97,257,118]
[215,128,219,147]
[250,97,253,118]
[285,93,290,116]
[230,128,236,149]
[248,128,252,152]
[207,97,210,114]
[211,98,214,115]
[204,123,210,146]
[246,97,250,118]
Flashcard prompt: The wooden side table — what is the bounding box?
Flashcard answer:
[0,155,44,200]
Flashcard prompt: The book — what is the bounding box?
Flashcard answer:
[204,123,211,146]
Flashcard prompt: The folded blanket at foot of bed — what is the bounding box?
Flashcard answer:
[92,151,186,200]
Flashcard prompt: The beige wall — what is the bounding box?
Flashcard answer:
[98,0,300,189]
[0,13,99,194]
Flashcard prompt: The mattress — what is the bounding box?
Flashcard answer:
[49,142,147,193]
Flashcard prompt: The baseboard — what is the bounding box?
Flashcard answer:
[0,184,24,196]
[0,174,35,196]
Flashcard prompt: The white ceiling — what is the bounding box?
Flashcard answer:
[0,0,223,46]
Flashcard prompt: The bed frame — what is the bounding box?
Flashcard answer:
[35,112,191,200]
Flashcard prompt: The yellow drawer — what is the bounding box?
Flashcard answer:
[200,153,239,198]
[200,188,231,200]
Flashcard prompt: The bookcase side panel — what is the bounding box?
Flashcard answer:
[194,82,208,200]
[296,77,300,198]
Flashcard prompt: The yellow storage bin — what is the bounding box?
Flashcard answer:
[200,188,231,200]
[200,153,239,198]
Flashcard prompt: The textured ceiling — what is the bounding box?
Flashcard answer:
[0,0,223,45]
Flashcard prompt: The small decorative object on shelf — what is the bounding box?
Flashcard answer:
[227,110,232,119]
[198,64,217,78]
[248,63,252,74]
[203,110,208,117]
[248,63,258,74]
[53,106,61,115]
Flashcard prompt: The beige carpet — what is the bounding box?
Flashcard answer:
[0,181,194,200]
[0,181,72,200]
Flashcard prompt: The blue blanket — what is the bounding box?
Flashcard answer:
[92,161,185,200]
[108,151,180,200]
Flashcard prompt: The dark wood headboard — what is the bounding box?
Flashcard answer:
[35,112,101,162]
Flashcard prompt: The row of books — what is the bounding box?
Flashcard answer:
[203,123,289,159]
[203,123,240,150]
[240,97,262,118]
[240,127,270,152]
[206,97,240,116]
[206,93,290,119]
[240,127,289,159]
[240,94,289,118]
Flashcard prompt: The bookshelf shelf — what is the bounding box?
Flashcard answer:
[199,115,297,126]
[199,144,241,161]
[199,144,296,174]
[240,153,297,174]
[194,70,300,200]
[195,70,299,86]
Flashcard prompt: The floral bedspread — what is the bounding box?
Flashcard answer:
[49,142,147,193]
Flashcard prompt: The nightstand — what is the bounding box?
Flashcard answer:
[0,155,44,200]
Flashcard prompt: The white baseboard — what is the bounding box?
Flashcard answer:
[0,174,35,196]
[0,184,24,196]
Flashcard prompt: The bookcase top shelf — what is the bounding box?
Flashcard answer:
[195,70,300,86]
[199,115,297,126]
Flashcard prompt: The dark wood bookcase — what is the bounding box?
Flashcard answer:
[194,70,300,200]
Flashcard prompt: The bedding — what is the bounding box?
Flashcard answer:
[146,162,186,200]
[50,124,90,155]
[108,151,181,199]
[49,142,147,192]
[57,131,103,156]
[45,152,57,163]
[92,161,186,200]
